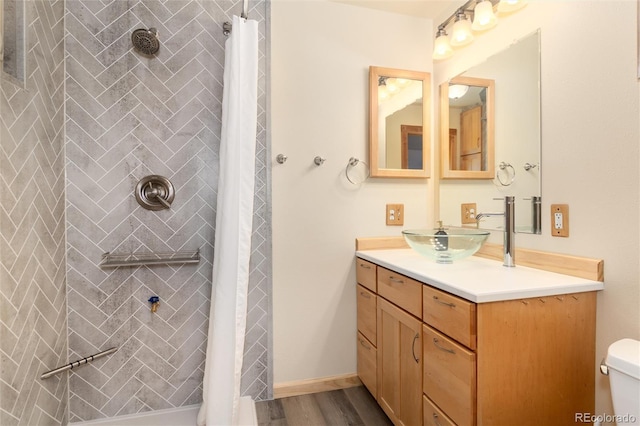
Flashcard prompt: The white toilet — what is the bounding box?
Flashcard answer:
[604,338,640,425]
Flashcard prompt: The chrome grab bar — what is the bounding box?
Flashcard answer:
[40,347,118,379]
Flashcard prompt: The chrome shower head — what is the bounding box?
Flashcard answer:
[131,27,159,56]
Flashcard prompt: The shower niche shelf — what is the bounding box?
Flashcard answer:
[100,249,200,268]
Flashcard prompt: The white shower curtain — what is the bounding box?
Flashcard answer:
[197,15,259,426]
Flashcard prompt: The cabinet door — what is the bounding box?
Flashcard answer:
[357,332,377,398]
[377,297,422,426]
[460,106,482,156]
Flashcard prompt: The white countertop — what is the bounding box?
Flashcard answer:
[356,249,604,303]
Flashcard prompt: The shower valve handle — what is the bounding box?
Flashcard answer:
[147,183,171,208]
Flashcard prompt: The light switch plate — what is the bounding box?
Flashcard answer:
[386,203,404,226]
[551,204,569,237]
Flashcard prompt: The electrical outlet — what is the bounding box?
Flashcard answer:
[461,203,477,224]
[551,204,569,237]
[386,203,404,226]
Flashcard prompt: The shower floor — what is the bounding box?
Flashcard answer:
[71,397,256,426]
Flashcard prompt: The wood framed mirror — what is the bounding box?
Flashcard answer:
[440,76,495,179]
[369,66,431,178]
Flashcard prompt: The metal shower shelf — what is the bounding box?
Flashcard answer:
[100,249,200,268]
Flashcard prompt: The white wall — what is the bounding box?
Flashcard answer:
[434,1,640,417]
[271,0,433,383]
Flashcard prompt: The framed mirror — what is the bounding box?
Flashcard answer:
[440,76,495,179]
[439,30,541,234]
[369,66,431,178]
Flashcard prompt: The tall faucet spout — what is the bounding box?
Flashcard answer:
[476,196,515,267]
[503,196,515,267]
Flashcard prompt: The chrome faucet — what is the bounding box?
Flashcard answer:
[476,196,515,267]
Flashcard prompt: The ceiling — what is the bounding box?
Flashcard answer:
[329,0,459,20]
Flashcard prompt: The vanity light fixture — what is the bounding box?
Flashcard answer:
[450,10,474,47]
[432,0,527,60]
[432,27,454,60]
[472,0,498,31]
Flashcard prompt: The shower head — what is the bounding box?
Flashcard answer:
[131,27,159,56]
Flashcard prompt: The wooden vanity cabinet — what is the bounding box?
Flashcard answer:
[356,259,377,397]
[356,256,598,426]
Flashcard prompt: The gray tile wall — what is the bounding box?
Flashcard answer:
[64,0,270,422]
[0,0,68,425]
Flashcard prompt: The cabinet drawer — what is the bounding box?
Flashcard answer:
[423,285,476,349]
[356,258,377,292]
[424,395,456,426]
[357,285,376,345]
[357,332,377,399]
[377,267,422,318]
[423,325,476,426]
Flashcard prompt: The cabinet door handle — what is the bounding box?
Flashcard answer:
[389,276,404,284]
[411,332,420,363]
[359,263,372,269]
[433,337,455,354]
[433,295,455,308]
[359,291,371,299]
[359,338,371,350]
[432,412,443,426]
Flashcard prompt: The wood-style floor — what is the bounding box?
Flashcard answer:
[255,386,393,426]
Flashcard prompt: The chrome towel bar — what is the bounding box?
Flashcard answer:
[99,249,200,268]
[40,347,118,380]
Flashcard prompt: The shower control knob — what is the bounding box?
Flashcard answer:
[135,175,175,211]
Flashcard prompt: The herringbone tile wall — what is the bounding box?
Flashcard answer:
[0,0,68,425]
[64,0,270,422]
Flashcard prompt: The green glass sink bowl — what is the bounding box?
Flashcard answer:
[402,228,490,264]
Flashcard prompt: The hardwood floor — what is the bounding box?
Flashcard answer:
[256,386,392,426]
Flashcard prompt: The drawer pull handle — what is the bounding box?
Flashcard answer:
[389,276,404,284]
[359,263,372,269]
[359,338,371,350]
[359,291,371,299]
[433,295,455,308]
[432,412,443,426]
[411,332,420,363]
[433,338,455,354]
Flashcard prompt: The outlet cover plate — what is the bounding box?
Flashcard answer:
[551,204,569,237]
[461,203,477,224]
[386,203,404,226]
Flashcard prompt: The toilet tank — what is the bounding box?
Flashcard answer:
[605,338,640,425]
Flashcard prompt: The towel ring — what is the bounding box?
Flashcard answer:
[496,162,515,186]
[345,157,370,185]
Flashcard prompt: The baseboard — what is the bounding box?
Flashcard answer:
[273,373,362,399]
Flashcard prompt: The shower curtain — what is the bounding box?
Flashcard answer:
[197,15,259,426]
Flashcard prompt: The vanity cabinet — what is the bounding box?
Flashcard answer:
[355,256,598,426]
[356,259,377,398]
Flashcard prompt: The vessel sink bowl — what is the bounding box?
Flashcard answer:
[402,228,490,264]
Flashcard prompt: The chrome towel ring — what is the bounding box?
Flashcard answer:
[345,157,370,185]
[496,161,515,186]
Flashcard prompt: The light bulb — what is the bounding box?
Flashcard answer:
[449,12,474,47]
[432,28,454,60]
[497,0,527,14]
[472,0,498,31]
[378,86,389,100]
